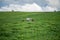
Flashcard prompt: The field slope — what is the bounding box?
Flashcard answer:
[0,12,60,40]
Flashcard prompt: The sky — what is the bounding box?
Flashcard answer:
[0,0,60,12]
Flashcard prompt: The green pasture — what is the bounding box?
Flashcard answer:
[0,12,60,40]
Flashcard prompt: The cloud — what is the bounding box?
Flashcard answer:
[46,0,60,8]
[3,0,59,7]
[0,3,57,12]
[2,0,34,5]
[42,6,57,11]
[21,3,43,12]
[0,0,60,11]
[0,3,43,12]
[0,0,47,6]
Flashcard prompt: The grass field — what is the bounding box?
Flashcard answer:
[0,12,60,40]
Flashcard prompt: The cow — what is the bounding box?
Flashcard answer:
[26,18,34,22]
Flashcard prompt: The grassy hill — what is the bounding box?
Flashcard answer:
[0,12,60,40]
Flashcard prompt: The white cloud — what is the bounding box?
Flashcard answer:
[46,0,60,8]
[21,3,43,12]
[0,3,43,12]
[0,3,58,12]
[0,0,60,11]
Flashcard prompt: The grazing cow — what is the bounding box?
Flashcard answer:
[22,18,34,22]
[26,18,34,22]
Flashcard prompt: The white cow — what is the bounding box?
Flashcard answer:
[26,18,34,22]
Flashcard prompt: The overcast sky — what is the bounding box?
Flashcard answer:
[0,0,60,12]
